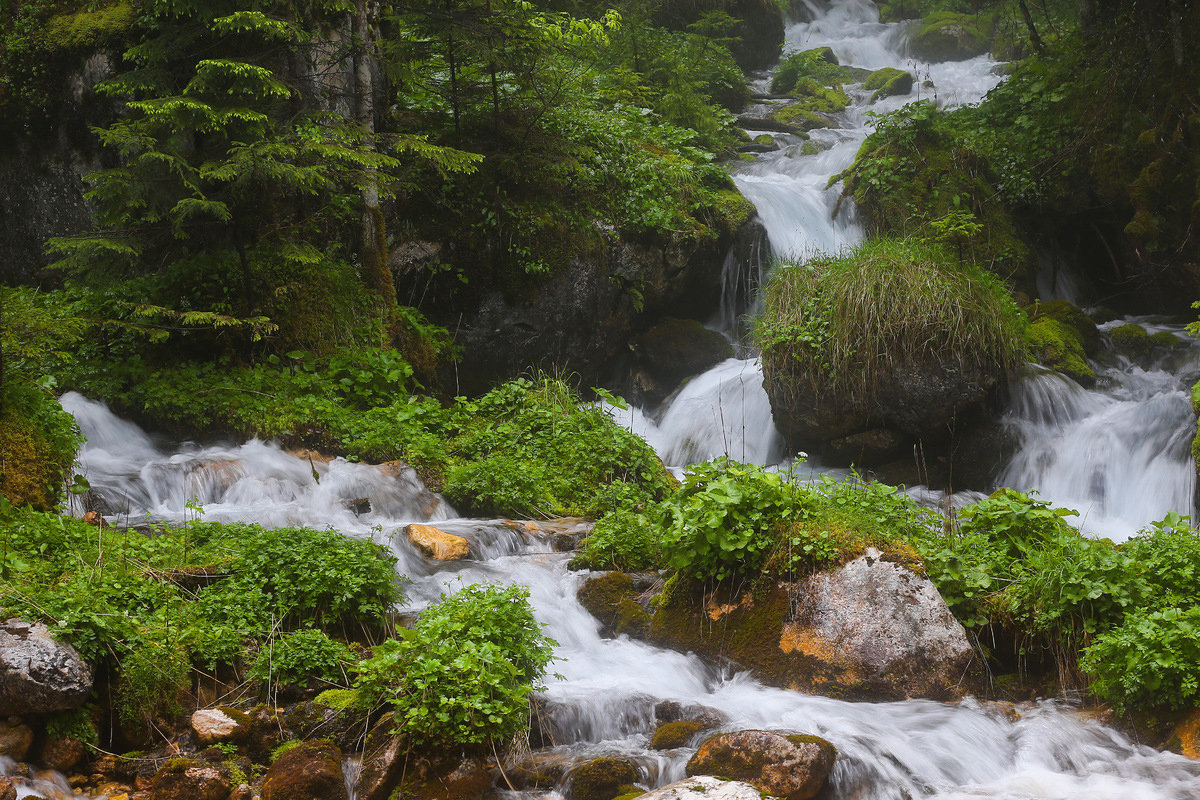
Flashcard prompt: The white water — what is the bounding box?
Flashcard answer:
[55,394,1200,800]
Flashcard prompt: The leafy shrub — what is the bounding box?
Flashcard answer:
[250,630,353,691]
[575,506,667,571]
[356,583,556,747]
[1082,607,1200,714]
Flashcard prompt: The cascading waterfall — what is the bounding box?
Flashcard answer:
[41,2,1200,798]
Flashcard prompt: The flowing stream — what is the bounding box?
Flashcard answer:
[35,1,1200,798]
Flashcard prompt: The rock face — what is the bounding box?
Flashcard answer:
[686,730,836,800]
[0,620,93,714]
[262,741,348,800]
[649,550,979,700]
[406,524,470,560]
[629,318,735,403]
[638,776,779,799]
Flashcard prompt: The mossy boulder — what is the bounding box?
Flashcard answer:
[630,317,735,403]
[577,572,652,638]
[650,720,709,750]
[1149,330,1186,349]
[1032,300,1101,353]
[908,11,996,62]
[569,756,640,800]
[1027,317,1096,387]
[1111,323,1151,357]
[0,401,76,511]
[149,761,233,800]
[649,550,979,700]
[864,67,914,102]
[686,730,836,800]
[261,740,347,800]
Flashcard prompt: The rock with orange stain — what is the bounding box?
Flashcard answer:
[406,524,470,561]
[1167,708,1200,760]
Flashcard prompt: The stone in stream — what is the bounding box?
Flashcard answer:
[406,523,470,560]
[635,776,781,799]
[629,318,735,404]
[568,756,640,800]
[148,761,233,800]
[685,730,836,800]
[261,740,347,800]
[0,620,93,714]
[649,549,980,701]
[0,718,33,760]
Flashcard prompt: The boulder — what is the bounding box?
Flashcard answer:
[37,735,86,771]
[908,11,994,62]
[0,718,33,760]
[568,756,640,800]
[261,740,347,800]
[650,720,709,750]
[406,524,470,560]
[281,698,369,749]
[637,776,780,799]
[355,714,405,800]
[577,572,653,638]
[0,620,93,714]
[1028,317,1096,386]
[686,730,835,800]
[864,67,914,101]
[649,550,979,700]
[0,777,13,800]
[629,318,734,403]
[148,762,232,800]
[190,708,242,746]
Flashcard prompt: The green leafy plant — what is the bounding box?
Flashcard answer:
[250,629,354,693]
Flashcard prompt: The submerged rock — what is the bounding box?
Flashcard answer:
[0,620,93,714]
[406,523,470,560]
[686,730,835,800]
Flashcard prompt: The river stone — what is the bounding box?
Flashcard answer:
[0,719,33,760]
[784,548,977,699]
[356,714,405,800]
[190,708,241,745]
[37,735,86,771]
[406,524,470,560]
[0,620,93,714]
[149,763,232,800]
[568,756,640,800]
[637,776,781,799]
[261,740,347,800]
[686,730,835,800]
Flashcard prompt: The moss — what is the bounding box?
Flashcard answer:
[863,67,914,102]
[770,104,829,131]
[569,757,640,800]
[1027,317,1096,386]
[711,189,757,233]
[1149,330,1186,349]
[650,720,708,749]
[1031,300,1100,354]
[0,411,63,510]
[270,740,304,763]
[1111,323,1151,357]
[908,11,996,62]
[784,733,838,761]
[800,140,830,156]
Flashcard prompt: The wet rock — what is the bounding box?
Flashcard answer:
[501,749,572,790]
[402,755,490,800]
[190,708,242,746]
[568,756,640,800]
[686,730,835,800]
[908,11,994,62]
[0,620,93,714]
[638,776,779,799]
[37,735,86,771]
[0,718,33,760]
[1111,323,1151,357]
[0,777,14,800]
[406,523,470,561]
[355,714,405,800]
[578,573,651,638]
[629,318,735,403]
[650,720,710,750]
[281,698,369,749]
[1167,708,1200,760]
[148,761,232,800]
[864,67,913,101]
[261,740,347,800]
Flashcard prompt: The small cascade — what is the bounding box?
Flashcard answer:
[1000,321,1200,541]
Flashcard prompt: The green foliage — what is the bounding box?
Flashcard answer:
[250,629,354,692]
[770,48,858,95]
[356,583,556,747]
[575,506,667,571]
[1082,607,1200,714]
[755,237,1027,407]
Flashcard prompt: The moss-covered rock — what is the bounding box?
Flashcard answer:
[149,761,233,800]
[1111,323,1151,357]
[908,11,996,62]
[0,403,75,510]
[1027,317,1096,387]
[1149,330,1186,349]
[685,730,835,800]
[630,317,735,403]
[261,740,347,800]
[1032,300,1100,354]
[578,572,652,638]
[650,720,709,750]
[569,756,640,800]
[864,67,914,102]
[770,105,833,131]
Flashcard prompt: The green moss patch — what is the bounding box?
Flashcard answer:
[1027,317,1096,386]
[864,67,914,102]
[908,11,997,62]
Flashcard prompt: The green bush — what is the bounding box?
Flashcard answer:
[356,583,556,748]
[250,630,354,692]
[575,506,668,571]
[1082,607,1200,714]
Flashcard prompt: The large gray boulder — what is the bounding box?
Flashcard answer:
[785,548,978,700]
[0,620,93,714]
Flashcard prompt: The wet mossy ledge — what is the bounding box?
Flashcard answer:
[755,237,1027,479]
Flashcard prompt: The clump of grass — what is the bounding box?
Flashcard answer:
[755,236,1027,408]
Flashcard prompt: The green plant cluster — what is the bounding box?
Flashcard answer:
[912,492,1200,712]
[755,236,1027,407]
[0,503,402,726]
[355,583,555,747]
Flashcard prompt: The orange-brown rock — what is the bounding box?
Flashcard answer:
[686,730,835,800]
[1167,708,1200,760]
[261,741,347,800]
[406,524,470,561]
